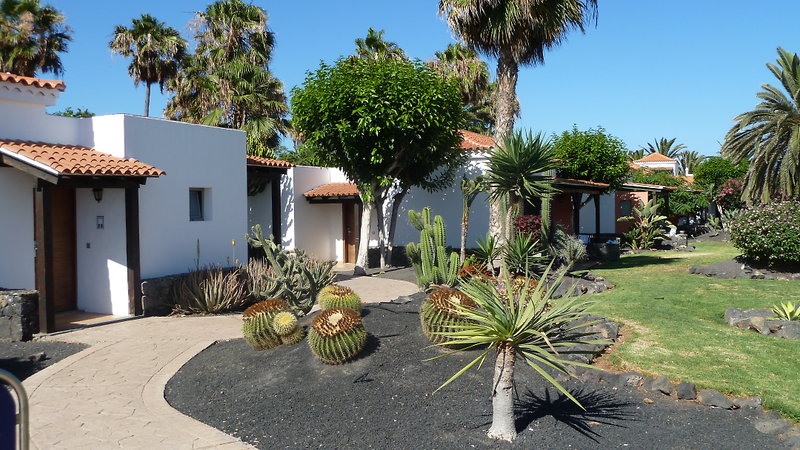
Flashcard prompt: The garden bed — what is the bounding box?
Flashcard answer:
[165,296,785,448]
[688,257,800,280]
[0,340,87,380]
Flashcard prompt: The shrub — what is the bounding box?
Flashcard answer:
[307,307,367,364]
[513,215,542,242]
[716,178,745,211]
[730,199,800,265]
[174,265,247,314]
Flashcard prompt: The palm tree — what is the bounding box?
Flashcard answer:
[627,148,646,161]
[677,150,706,175]
[0,0,71,77]
[353,27,406,61]
[485,131,559,239]
[639,137,687,158]
[722,48,800,201]
[432,268,603,441]
[439,0,598,237]
[165,0,289,156]
[109,14,186,117]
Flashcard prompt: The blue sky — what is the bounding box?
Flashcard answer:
[46,0,800,155]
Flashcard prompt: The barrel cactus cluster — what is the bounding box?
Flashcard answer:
[307,307,367,364]
[317,284,362,312]
[242,299,303,350]
[420,288,477,346]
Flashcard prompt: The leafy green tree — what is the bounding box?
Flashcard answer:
[693,156,748,194]
[291,57,464,272]
[552,126,629,189]
[630,168,707,217]
[638,137,687,158]
[51,107,93,118]
[109,14,186,117]
[353,27,406,61]
[439,0,598,239]
[0,0,71,76]
[630,168,685,187]
[165,0,289,156]
[722,48,800,201]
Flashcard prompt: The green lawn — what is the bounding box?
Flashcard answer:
[588,241,799,421]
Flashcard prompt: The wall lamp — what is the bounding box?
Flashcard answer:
[92,187,103,203]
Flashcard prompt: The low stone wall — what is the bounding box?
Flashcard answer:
[724,307,800,339]
[0,289,38,341]
[141,275,184,316]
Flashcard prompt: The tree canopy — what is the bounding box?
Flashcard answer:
[722,47,800,201]
[52,107,93,118]
[552,126,629,190]
[353,27,406,61]
[693,156,748,193]
[0,0,71,77]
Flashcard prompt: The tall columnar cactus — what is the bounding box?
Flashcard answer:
[406,208,459,291]
[420,288,477,347]
[272,311,304,345]
[307,307,367,364]
[317,285,362,312]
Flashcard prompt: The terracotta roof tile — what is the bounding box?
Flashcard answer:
[304,182,359,198]
[0,72,65,91]
[635,152,677,163]
[553,177,610,188]
[0,139,164,177]
[628,161,643,170]
[459,129,495,151]
[622,182,678,191]
[246,155,295,168]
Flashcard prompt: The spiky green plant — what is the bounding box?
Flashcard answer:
[317,285,362,312]
[243,298,291,320]
[420,288,477,347]
[174,265,247,314]
[772,301,800,321]
[429,265,607,442]
[307,307,367,364]
[617,198,677,250]
[272,311,299,335]
[406,208,460,290]
[242,312,281,350]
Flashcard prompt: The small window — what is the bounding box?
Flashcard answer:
[620,200,633,217]
[190,189,204,221]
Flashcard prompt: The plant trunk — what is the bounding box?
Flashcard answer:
[387,187,408,266]
[374,194,387,269]
[489,50,520,246]
[460,199,470,264]
[144,83,151,117]
[487,344,517,442]
[354,196,373,276]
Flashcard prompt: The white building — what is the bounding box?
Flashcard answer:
[0,73,248,331]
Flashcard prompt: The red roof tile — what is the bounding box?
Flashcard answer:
[0,72,65,91]
[304,182,359,198]
[246,155,295,168]
[459,129,495,151]
[0,140,164,177]
[635,152,677,163]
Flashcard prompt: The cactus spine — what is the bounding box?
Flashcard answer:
[242,312,281,350]
[317,285,362,312]
[420,288,477,347]
[406,207,459,290]
[243,299,303,349]
[307,307,367,364]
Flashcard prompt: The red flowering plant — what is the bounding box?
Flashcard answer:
[513,215,542,242]
[715,178,745,212]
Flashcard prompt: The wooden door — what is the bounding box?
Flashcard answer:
[49,187,77,312]
[343,203,356,263]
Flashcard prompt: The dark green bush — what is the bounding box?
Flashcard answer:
[730,199,800,265]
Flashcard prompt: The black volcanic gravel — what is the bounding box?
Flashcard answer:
[166,297,785,449]
[0,340,87,380]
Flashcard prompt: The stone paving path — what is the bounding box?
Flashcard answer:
[23,276,419,449]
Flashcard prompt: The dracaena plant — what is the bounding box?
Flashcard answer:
[428,265,607,442]
[772,301,800,321]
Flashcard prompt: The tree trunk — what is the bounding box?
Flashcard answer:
[354,196,373,276]
[144,83,151,117]
[489,50,521,246]
[374,194,387,269]
[487,344,517,441]
[386,187,408,266]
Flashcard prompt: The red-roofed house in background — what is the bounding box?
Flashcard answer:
[0,72,252,333]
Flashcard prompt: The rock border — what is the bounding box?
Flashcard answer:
[689,259,800,281]
[725,307,800,339]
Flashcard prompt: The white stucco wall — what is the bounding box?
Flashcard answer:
[83,115,248,278]
[0,168,36,289]
[75,188,129,315]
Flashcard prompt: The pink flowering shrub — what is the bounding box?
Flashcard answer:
[716,178,745,211]
[730,199,800,265]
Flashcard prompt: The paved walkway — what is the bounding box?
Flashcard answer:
[23,276,419,449]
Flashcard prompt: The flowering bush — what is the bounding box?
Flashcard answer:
[730,199,800,265]
[513,214,542,242]
[716,178,745,211]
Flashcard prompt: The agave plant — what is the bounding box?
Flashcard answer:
[772,301,800,321]
[174,265,247,314]
[617,198,677,250]
[473,233,500,274]
[429,266,607,441]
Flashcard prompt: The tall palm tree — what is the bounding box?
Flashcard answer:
[109,14,186,117]
[677,150,706,175]
[627,148,646,161]
[0,0,71,77]
[638,137,687,158]
[439,0,598,237]
[722,47,800,201]
[353,27,406,61]
[165,0,289,157]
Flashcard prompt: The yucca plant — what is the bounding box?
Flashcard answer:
[503,232,546,276]
[772,301,800,321]
[473,232,500,274]
[429,267,606,442]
